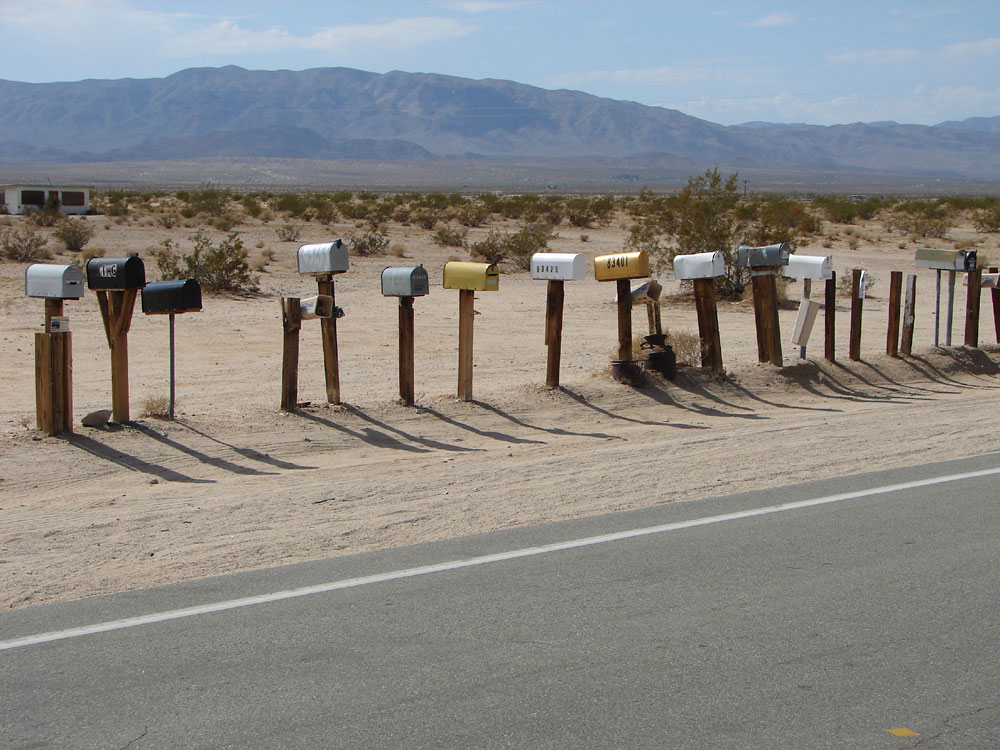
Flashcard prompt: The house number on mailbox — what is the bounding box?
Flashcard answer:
[606,256,629,268]
[99,265,118,278]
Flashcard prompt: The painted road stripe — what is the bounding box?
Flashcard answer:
[3,465,998,652]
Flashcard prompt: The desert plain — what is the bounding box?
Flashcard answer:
[2,199,1000,611]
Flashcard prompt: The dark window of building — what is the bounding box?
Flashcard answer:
[21,190,45,207]
[61,191,85,207]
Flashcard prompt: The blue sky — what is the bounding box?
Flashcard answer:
[1,1,997,126]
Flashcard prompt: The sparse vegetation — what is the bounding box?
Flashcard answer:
[347,229,390,256]
[53,219,96,252]
[276,223,303,242]
[155,230,258,293]
[1,224,50,261]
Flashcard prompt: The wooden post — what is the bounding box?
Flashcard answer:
[457,289,476,401]
[693,277,723,372]
[964,268,982,348]
[991,267,1000,344]
[849,269,863,361]
[946,269,956,346]
[751,269,782,366]
[616,278,632,362]
[824,273,836,362]
[97,289,137,423]
[799,279,812,359]
[280,298,301,412]
[886,270,902,357]
[44,298,63,333]
[545,279,564,389]
[398,296,415,406]
[316,275,341,405]
[901,274,917,356]
[934,269,942,347]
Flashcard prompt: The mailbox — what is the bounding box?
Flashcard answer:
[530,252,586,281]
[25,263,85,299]
[297,240,349,276]
[673,251,725,280]
[86,256,146,290]
[141,279,202,315]
[593,251,650,281]
[914,248,976,271]
[382,265,430,297]
[783,254,834,280]
[737,243,790,268]
[443,261,499,291]
[300,295,334,319]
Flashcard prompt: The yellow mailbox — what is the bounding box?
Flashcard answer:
[443,261,499,291]
[594,251,649,282]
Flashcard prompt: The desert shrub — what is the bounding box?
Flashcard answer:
[53,218,96,252]
[973,204,1000,233]
[271,193,308,217]
[276,223,302,242]
[455,203,490,227]
[29,194,64,227]
[468,230,506,264]
[432,223,467,247]
[1,224,50,260]
[741,196,822,246]
[469,222,555,268]
[812,195,886,224]
[347,229,390,256]
[668,330,703,367]
[886,201,955,238]
[410,206,443,230]
[566,197,596,227]
[187,185,231,217]
[141,395,172,419]
[212,212,239,231]
[241,194,262,218]
[836,270,878,298]
[155,231,258,293]
[313,202,338,225]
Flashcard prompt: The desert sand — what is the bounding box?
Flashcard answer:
[3,206,999,610]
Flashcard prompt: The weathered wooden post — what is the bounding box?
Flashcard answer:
[738,243,790,366]
[280,297,301,412]
[989,268,1000,344]
[530,252,585,389]
[443,261,499,402]
[964,267,982,348]
[887,270,903,357]
[900,274,917,355]
[594,251,650,383]
[297,240,349,404]
[140,279,203,420]
[381,265,430,406]
[86,256,145,423]
[825,270,837,362]
[849,268,864,361]
[26,264,83,435]
[783,254,834,361]
[673,251,726,372]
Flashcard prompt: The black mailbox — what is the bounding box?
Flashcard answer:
[86,256,146,290]
[141,279,202,315]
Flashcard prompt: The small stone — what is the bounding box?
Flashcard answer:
[149,478,160,485]
[82,409,112,428]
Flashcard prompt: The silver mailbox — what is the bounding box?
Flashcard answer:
[297,240,349,276]
[381,265,430,297]
[25,263,85,299]
[783,254,834,280]
[914,248,976,271]
[737,242,791,268]
[673,251,726,280]
[530,252,586,281]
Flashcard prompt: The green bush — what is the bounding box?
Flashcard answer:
[155,230,258,293]
[469,222,555,268]
[53,218,96,252]
[347,229,390,256]
[973,205,1000,233]
[432,224,468,247]
[1,224,50,261]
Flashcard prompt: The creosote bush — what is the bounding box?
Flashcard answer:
[347,229,390,256]
[276,223,302,242]
[53,219,96,252]
[155,230,258,293]
[1,224,50,261]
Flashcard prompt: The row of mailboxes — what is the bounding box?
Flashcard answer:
[26,258,146,298]
[914,248,977,271]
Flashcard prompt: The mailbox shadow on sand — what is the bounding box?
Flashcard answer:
[175,422,317,470]
[295,409,435,453]
[66,433,214,484]
[472,401,616,440]
[558,387,708,430]
[418,407,545,446]
[341,404,481,454]
[129,423,281,476]
[904,350,1000,389]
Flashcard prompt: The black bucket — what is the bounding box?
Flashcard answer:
[644,345,677,380]
[642,333,668,350]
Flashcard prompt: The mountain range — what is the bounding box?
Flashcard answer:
[1,65,999,183]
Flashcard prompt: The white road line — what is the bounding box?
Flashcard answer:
[3,465,998,652]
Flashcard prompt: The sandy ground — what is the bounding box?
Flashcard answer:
[3,207,1000,610]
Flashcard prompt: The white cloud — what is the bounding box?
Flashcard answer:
[944,37,1000,57]
[439,0,531,11]
[826,48,919,65]
[750,12,795,28]
[169,17,477,56]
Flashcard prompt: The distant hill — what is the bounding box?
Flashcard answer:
[1,65,998,181]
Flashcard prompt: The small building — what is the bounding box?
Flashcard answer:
[1,185,92,215]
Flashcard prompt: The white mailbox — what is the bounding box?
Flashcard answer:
[673,251,726,280]
[530,252,586,281]
[25,263,85,299]
[737,242,791,268]
[297,240,349,276]
[783,254,834,280]
[914,248,976,271]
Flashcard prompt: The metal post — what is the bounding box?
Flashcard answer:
[168,313,176,421]
[800,279,812,359]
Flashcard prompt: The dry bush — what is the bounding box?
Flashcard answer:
[81,246,106,262]
[141,395,171,419]
[390,243,407,258]
[432,223,467,247]
[276,223,302,242]
[1,225,50,261]
[53,218,96,252]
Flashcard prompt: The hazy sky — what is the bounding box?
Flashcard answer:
[1,1,997,126]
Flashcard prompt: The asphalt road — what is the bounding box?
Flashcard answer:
[2,454,999,749]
